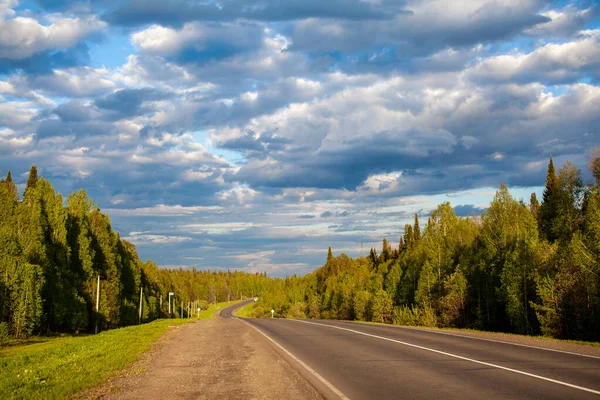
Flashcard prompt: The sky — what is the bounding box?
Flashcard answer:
[1,0,599,276]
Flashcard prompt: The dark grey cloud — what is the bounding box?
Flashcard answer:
[104,0,401,27]
[94,88,172,120]
[453,204,486,217]
[52,100,93,122]
[0,44,90,74]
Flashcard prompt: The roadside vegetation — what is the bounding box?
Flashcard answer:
[0,318,189,399]
[246,151,600,342]
[234,302,257,318]
[2,149,599,345]
[0,166,271,341]
[0,299,241,399]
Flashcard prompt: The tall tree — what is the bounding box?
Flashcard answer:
[414,214,421,243]
[404,224,413,248]
[529,192,540,218]
[381,238,391,262]
[589,146,600,186]
[538,156,560,242]
[24,164,38,197]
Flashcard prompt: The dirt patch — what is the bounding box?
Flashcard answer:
[89,318,322,400]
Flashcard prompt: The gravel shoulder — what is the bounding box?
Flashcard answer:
[91,316,322,400]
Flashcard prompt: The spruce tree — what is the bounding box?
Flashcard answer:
[24,164,38,199]
[404,224,414,248]
[538,156,559,242]
[529,192,540,217]
[398,237,405,253]
[589,146,600,186]
[414,214,421,243]
[3,171,17,200]
[381,238,390,262]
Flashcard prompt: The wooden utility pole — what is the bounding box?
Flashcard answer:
[138,286,143,325]
[95,275,100,334]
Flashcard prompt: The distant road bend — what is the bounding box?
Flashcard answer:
[224,303,600,400]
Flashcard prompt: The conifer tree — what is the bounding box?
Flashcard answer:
[404,225,413,248]
[538,156,559,242]
[3,171,17,200]
[529,192,540,218]
[398,237,405,253]
[589,146,600,186]
[381,238,390,262]
[26,165,38,190]
[414,214,421,243]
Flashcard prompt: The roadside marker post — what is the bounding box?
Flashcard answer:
[271,309,274,318]
[168,292,174,316]
[197,307,201,319]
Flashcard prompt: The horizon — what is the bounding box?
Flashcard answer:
[1,0,599,276]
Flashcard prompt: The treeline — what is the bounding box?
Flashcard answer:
[0,166,271,339]
[250,153,600,341]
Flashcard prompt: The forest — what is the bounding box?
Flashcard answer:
[2,150,600,342]
[0,166,272,340]
[248,152,600,342]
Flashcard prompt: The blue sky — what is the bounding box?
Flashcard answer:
[1,0,599,276]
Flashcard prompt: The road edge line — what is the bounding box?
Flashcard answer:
[290,319,600,396]
[349,322,600,360]
[236,318,350,400]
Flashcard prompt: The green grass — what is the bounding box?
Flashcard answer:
[233,301,256,317]
[198,300,244,319]
[0,319,188,399]
[0,300,243,399]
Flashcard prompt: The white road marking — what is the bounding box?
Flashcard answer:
[237,318,351,400]
[367,323,600,360]
[290,319,600,396]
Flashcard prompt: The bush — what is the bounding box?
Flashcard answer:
[392,305,438,328]
[0,322,10,346]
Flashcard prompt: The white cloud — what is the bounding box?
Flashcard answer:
[124,233,192,244]
[466,38,600,84]
[0,13,106,59]
[105,204,223,217]
[21,67,117,97]
[527,5,599,37]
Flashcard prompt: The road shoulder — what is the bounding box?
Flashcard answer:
[87,317,322,400]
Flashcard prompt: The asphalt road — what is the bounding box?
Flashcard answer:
[222,304,600,400]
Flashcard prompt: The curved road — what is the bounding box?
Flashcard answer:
[222,303,600,400]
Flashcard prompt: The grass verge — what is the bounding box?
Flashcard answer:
[198,300,243,319]
[0,300,243,399]
[233,301,256,317]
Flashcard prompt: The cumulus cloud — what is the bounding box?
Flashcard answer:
[526,4,600,37]
[1,0,599,275]
[466,38,600,84]
[0,13,105,60]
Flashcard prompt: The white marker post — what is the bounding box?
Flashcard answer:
[197,307,201,319]
[168,292,174,317]
[271,309,274,318]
